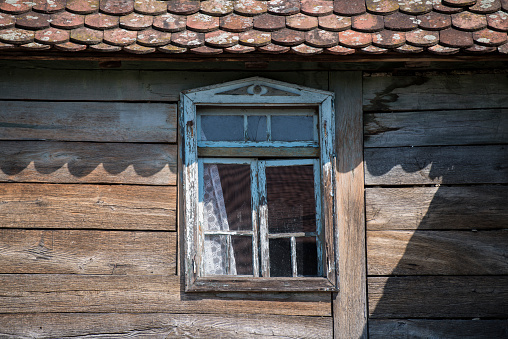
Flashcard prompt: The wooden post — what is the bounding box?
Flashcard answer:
[330,71,368,338]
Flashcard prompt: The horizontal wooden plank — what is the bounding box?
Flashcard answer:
[0,183,176,230]
[368,276,508,318]
[366,186,508,230]
[369,319,508,339]
[0,141,177,185]
[0,274,331,316]
[0,229,176,275]
[367,230,508,276]
[365,145,508,185]
[363,73,508,112]
[364,109,508,147]
[0,313,332,338]
[0,101,177,143]
[0,70,328,101]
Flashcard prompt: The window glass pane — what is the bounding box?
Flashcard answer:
[204,234,228,275]
[201,115,244,141]
[232,235,253,275]
[247,115,267,141]
[269,238,292,277]
[271,116,314,141]
[202,163,252,231]
[296,237,318,277]
[266,165,316,233]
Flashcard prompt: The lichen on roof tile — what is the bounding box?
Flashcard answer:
[384,11,418,31]
[326,44,355,54]
[398,0,434,15]
[120,12,153,30]
[428,43,460,54]
[134,0,166,15]
[318,14,351,31]
[103,27,137,45]
[267,0,300,16]
[70,26,103,44]
[395,43,424,52]
[286,13,318,31]
[443,0,477,6]
[225,43,255,52]
[167,0,200,15]
[292,43,322,54]
[85,13,119,29]
[153,13,186,32]
[272,27,304,45]
[17,10,51,30]
[33,0,66,14]
[372,30,405,48]
[100,0,134,16]
[0,13,15,28]
[258,42,290,53]
[406,28,439,46]
[300,0,333,17]
[486,10,508,31]
[67,0,99,14]
[137,28,171,46]
[35,27,69,44]
[352,13,383,32]
[0,27,34,44]
[498,41,508,53]
[205,29,239,47]
[234,0,267,16]
[158,43,187,53]
[361,45,388,54]
[51,11,85,29]
[452,11,488,31]
[365,0,399,15]
[88,41,121,51]
[434,3,464,13]
[239,29,271,46]
[418,11,451,30]
[0,0,32,15]
[338,29,371,48]
[21,41,50,49]
[171,29,205,47]
[124,42,155,53]
[220,13,253,32]
[201,0,235,16]
[55,41,87,50]
[465,43,497,52]
[473,27,507,45]
[305,28,338,47]
[469,0,501,13]
[187,12,219,32]
[333,0,366,16]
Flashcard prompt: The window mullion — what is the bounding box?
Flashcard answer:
[251,160,260,277]
[291,236,297,277]
[258,160,270,277]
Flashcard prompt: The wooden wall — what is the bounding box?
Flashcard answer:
[0,64,332,338]
[363,71,508,338]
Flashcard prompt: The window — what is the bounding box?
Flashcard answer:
[181,78,336,292]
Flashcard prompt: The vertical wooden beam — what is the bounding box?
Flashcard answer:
[330,71,367,338]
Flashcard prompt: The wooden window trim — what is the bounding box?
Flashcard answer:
[180,77,337,292]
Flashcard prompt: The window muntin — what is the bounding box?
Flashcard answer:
[181,77,336,292]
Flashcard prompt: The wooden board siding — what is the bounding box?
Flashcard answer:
[364,71,508,337]
[0,183,176,230]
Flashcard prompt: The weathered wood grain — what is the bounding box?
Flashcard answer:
[0,141,177,185]
[0,274,331,316]
[368,276,508,318]
[366,186,508,230]
[365,145,508,185]
[369,319,508,339]
[367,230,508,275]
[0,101,177,143]
[364,109,508,148]
[0,70,328,101]
[332,71,367,338]
[0,183,176,230]
[0,229,176,275]
[363,73,508,112]
[0,313,332,338]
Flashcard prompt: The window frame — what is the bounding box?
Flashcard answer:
[180,77,337,292]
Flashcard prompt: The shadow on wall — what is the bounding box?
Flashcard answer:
[362,145,508,338]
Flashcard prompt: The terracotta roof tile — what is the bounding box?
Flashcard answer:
[137,28,171,46]
[253,13,285,31]
[187,12,219,32]
[418,12,452,31]
[100,0,134,16]
[338,29,371,48]
[333,0,366,16]
[190,45,223,54]
[220,13,253,32]
[35,27,69,44]
[158,43,187,53]
[0,13,15,28]
[0,0,506,56]
[286,13,318,30]
[326,44,355,54]
[51,11,85,29]
[67,0,99,14]
[452,11,487,30]
[33,0,66,14]
[153,13,186,32]
[0,27,34,43]
[487,10,508,31]
[54,41,87,50]
[305,28,338,47]
[133,0,166,15]
[124,42,155,53]
[406,28,439,46]
[85,13,119,29]
[103,27,137,45]
[384,12,418,31]
[300,0,333,17]
[440,27,474,46]
[352,13,383,32]
[398,0,433,15]
[70,26,103,44]
[234,0,267,16]
[239,29,271,45]
[272,27,304,45]
[473,27,507,45]
[258,42,290,53]
[171,29,205,47]
[372,30,405,48]
[120,12,153,30]
[0,0,32,15]
[267,0,300,16]
[318,14,351,31]
[205,30,239,47]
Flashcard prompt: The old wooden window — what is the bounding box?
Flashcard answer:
[181,78,336,292]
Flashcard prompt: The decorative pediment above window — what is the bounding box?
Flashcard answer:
[181,77,334,105]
